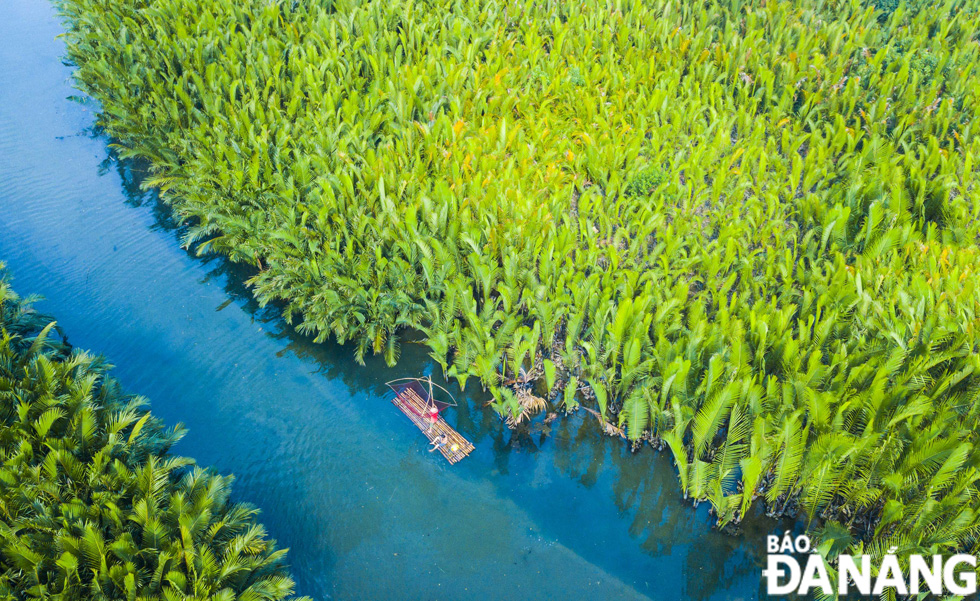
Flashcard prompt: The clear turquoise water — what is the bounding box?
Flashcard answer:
[0,3,776,599]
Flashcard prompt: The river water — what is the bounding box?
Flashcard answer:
[0,2,776,599]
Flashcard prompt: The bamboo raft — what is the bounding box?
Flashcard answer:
[390,384,474,464]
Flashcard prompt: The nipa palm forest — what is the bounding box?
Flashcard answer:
[0,267,306,600]
[52,0,980,589]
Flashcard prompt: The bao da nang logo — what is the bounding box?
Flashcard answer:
[763,533,977,596]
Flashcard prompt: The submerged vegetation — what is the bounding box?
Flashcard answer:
[56,0,980,585]
[0,266,305,600]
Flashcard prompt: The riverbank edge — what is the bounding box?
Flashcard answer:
[0,263,310,599]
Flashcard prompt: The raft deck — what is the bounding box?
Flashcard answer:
[391,387,474,464]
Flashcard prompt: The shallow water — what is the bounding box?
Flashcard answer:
[0,3,776,599]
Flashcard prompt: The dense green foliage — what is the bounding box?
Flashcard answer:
[57,0,980,583]
[0,268,305,600]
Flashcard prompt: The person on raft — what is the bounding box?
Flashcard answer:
[429,433,449,452]
[426,402,439,431]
